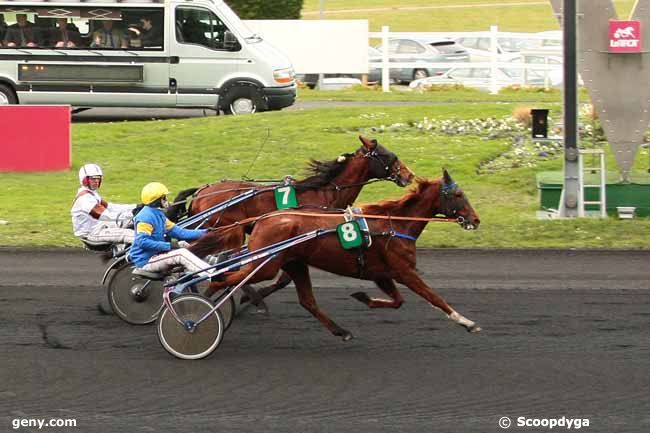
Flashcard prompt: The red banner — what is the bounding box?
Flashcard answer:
[609,20,642,53]
[0,105,71,172]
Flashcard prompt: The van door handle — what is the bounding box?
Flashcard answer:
[170,56,180,64]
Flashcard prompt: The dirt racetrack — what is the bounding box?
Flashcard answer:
[1,248,649,433]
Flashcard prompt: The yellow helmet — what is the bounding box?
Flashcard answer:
[141,182,169,205]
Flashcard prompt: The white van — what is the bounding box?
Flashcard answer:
[0,0,296,114]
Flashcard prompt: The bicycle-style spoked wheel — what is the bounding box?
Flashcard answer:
[107,263,164,325]
[157,294,224,360]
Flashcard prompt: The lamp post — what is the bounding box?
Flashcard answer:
[559,0,580,217]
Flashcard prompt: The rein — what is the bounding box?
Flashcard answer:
[300,178,387,192]
[170,177,393,207]
[207,210,458,234]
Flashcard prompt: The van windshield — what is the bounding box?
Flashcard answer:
[217,1,256,40]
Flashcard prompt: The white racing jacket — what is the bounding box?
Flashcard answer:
[71,187,135,237]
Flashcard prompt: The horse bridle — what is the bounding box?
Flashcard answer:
[362,145,400,184]
[440,181,474,229]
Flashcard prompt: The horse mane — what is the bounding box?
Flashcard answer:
[294,154,354,190]
[362,177,440,214]
[166,187,199,222]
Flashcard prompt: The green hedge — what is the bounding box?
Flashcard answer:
[226,0,304,19]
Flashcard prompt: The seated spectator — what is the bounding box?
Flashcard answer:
[0,14,7,45]
[128,16,162,48]
[3,14,39,48]
[51,18,81,48]
[91,20,127,49]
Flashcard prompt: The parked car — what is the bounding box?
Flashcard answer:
[296,47,385,88]
[455,34,560,62]
[374,37,470,83]
[408,65,556,91]
[508,55,564,87]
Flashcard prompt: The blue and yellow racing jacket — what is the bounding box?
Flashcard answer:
[129,205,206,268]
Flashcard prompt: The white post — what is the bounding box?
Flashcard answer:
[316,0,325,90]
[578,152,585,217]
[489,25,499,95]
[544,55,550,90]
[600,151,607,217]
[381,25,390,93]
[522,52,528,85]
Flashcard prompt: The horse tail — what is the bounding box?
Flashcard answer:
[188,231,222,258]
[166,187,199,222]
[188,225,243,258]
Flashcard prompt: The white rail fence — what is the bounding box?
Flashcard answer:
[370,25,563,93]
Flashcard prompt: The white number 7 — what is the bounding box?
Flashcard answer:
[277,186,291,205]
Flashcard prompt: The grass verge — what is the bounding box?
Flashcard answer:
[0,102,648,248]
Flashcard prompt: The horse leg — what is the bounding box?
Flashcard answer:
[283,261,353,341]
[240,271,293,304]
[351,278,404,308]
[397,270,481,333]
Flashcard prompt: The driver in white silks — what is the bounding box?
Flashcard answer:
[129,182,213,278]
[71,163,136,245]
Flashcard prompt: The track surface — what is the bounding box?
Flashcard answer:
[1,248,649,433]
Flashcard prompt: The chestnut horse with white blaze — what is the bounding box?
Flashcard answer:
[192,170,481,340]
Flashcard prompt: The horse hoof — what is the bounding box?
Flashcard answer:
[350,292,371,304]
[252,301,269,315]
[333,329,353,341]
[468,325,482,333]
[96,302,113,315]
[254,306,269,315]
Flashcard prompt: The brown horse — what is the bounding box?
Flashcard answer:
[171,135,413,232]
[180,136,414,309]
[192,170,481,340]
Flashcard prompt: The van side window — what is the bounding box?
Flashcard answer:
[122,9,164,50]
[0,7,165,50]
[1,12,43,48]
[175,7,236,51]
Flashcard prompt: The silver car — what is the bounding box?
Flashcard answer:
[409,66,527,91]
[375,38,470,83]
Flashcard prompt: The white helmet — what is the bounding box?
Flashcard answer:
[78,163,103,188]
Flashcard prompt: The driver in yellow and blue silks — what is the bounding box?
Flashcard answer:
[129,182,211,277]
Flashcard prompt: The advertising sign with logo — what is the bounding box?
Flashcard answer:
[609,20,641,53]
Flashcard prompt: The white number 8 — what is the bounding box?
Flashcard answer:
[341,223,358,242]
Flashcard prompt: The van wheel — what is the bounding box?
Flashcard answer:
[0,84,17,104]
[413,69,429,81]
[221,85,267,115]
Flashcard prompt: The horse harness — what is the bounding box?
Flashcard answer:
[343,206,417,279]
[439,181,468,218]
[364,144,399,183]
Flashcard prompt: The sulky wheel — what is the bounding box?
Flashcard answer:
[157,294,224,360]
[107,262,164,325]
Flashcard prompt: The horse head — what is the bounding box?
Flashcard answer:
[358,135,414,187]
[435,169,480,230]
